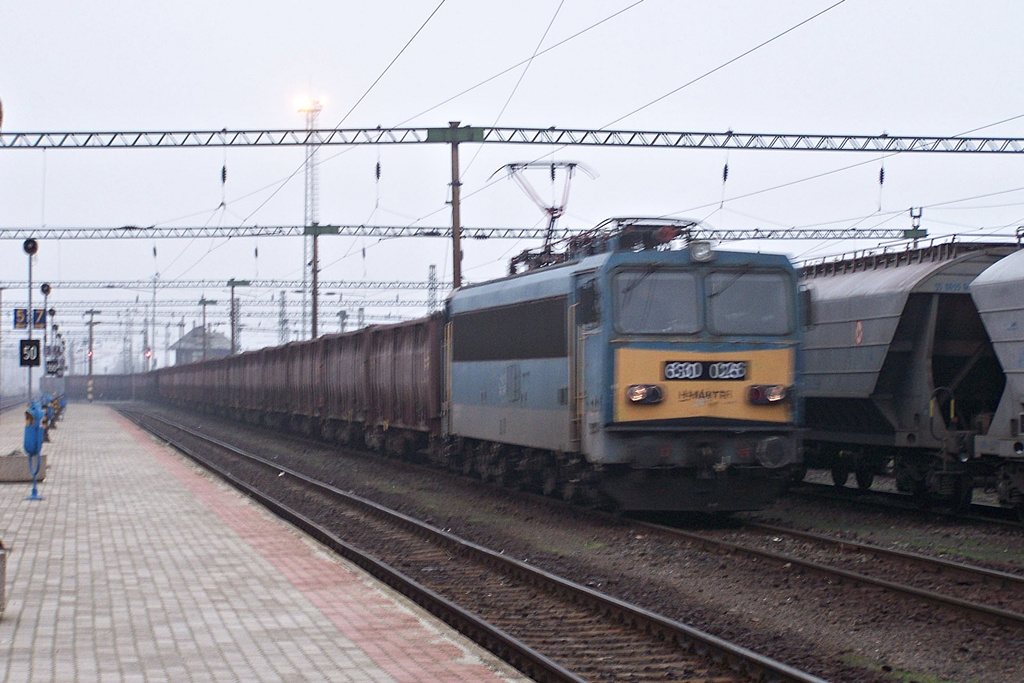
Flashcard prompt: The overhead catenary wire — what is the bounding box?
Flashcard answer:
[444,0,853,235]
[604,0,848,128]
[462,0,566,177]
[394,1,647,127]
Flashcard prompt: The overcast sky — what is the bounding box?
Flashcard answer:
[1,0,1022,371]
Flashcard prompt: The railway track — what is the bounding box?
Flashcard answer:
[120,407,826,683]
[643,519,1024,629]
[790,481,1024,528]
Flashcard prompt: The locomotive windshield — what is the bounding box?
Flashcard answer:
[613,270,701,334]
[707,270,794,335]
[613,268,794,335]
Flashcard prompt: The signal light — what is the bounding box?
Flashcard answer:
[87,350,93,358]
[144,349,152,359]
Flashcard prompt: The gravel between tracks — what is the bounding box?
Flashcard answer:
[144,404,1024,683]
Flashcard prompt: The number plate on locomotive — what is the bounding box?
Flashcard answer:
[663,361,747,381]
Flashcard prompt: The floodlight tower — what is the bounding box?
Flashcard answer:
[299,98,323,340]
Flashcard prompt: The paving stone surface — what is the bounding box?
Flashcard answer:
[0,402,529,682]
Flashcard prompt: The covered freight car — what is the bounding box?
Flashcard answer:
[800,240,1017,508]
[970,249,1024,516]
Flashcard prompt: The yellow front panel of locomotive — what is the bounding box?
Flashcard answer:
[613,347,794,423]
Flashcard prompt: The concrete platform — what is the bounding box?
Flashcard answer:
[0,403,530,682]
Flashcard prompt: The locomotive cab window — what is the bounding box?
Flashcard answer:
[707,270,794,335]
[614,269,700,334]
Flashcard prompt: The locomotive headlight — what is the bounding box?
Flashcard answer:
[747,384,788,405]
[626,384,664,404]
[690,241,714,262]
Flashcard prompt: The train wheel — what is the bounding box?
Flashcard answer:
[830,465,850,487]
[855,468,874,490]
[489,445,509,487]
[956,481,974,512]
[922,465,972,513]
[541,466,558,496]
[945,477,973,513]
[461,446,477,477]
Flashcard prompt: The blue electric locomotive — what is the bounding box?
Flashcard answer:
[444,218,805,511]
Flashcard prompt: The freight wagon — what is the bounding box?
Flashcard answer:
[154,218,807,513]
[800,239,1021,512]
[969,248,1024,516]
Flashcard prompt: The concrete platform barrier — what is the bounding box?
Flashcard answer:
[0,453,46,482]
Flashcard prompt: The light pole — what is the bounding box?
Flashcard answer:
[298,97,323,340]
[41,283,51,376]
[24,239,38,400]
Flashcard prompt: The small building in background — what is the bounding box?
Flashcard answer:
[169,326,231,365]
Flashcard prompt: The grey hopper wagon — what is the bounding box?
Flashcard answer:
[800,240,1019,509]
[970,248,1024,515]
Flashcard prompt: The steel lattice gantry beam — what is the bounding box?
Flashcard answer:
[3,299,430,310]
[0,225,541,240]
[0,278,447,291]
[0,225,929,241]
[1,126,1023,153]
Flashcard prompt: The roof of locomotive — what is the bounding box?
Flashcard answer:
[447,244,795,315]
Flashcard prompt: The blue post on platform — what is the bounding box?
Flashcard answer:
[24,400,45,501]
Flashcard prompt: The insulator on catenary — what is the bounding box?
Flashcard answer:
[722,163,729,183]
[879,167,885,185]
[221,165,227,184]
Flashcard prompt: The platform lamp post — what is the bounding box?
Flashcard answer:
[23,239,38,401]
[40,283,51,376]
